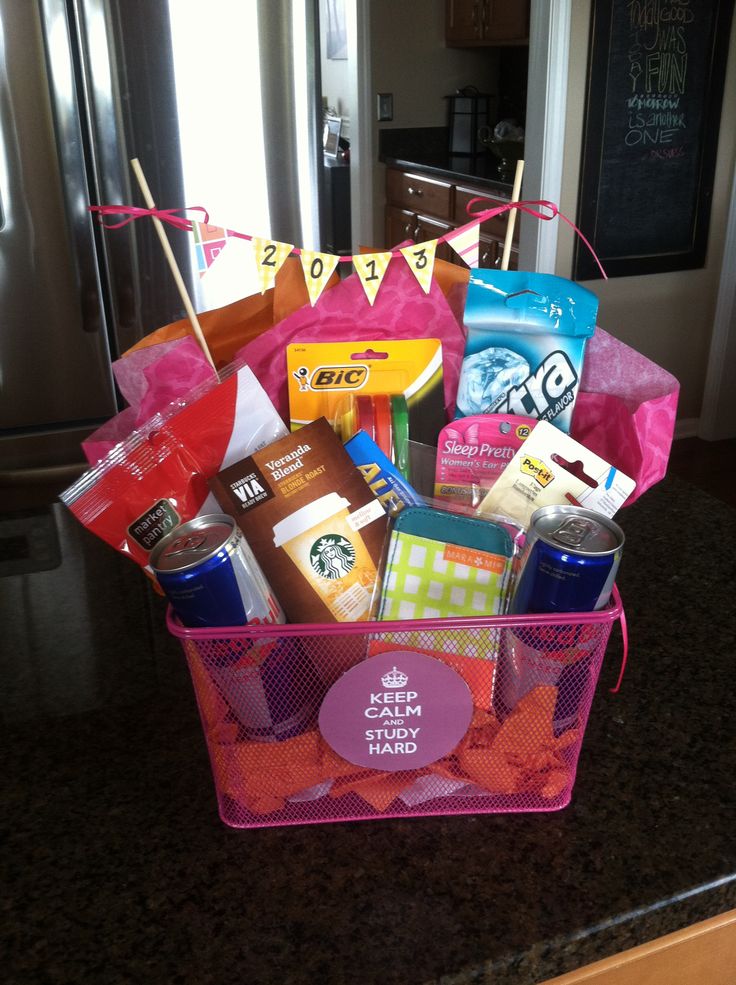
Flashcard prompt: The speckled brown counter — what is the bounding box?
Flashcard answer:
[3,473,735,985]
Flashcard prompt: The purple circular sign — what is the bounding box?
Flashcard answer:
[318,650,473,772]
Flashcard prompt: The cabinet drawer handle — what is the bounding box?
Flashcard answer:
[407,186,423,197]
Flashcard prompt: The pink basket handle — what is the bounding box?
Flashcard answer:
[609,584,629,694]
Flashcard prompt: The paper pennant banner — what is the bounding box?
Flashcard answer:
[399,240,437,294]
[252,237,294,293]
[352,251,393,305]
[300,250,341,306]
[193,222,229,277]
[447,223,481,268]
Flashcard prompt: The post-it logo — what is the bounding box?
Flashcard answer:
[520,456,554,487]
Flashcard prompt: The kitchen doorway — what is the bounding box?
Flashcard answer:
[344,0,572,270]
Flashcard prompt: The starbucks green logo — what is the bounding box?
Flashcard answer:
[310,533,356,579]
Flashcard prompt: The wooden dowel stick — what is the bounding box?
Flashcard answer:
[129,157,216,370]
[501,158,525,271]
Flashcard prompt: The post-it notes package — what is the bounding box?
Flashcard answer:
[209,417,388,624]
[477,420,636,528]
[455,270,598,432]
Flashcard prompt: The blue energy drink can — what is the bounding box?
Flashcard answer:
[152,516,313,741]
[497,507,624,730]
[151,514,284,629]
[512,506,624,615]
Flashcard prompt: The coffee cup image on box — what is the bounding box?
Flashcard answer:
[273,492,377,622]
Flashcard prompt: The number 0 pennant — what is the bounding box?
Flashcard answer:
[399,240,437,293]
[252,237,294,294]
[300,250,341,305]
[353,251,392,305]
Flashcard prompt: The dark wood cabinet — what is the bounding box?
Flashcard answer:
[445,0,530,46]
[384,166,519,271]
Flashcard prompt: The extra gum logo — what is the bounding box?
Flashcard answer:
[295,364,369,391]
[520,456,554,487]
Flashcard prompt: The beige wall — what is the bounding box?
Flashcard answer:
[557,2,736,422]
[371,0,499,129]
[319,0,352,137]
[369,0,500,247]
[367,1,736,422]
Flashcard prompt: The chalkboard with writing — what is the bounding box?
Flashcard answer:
[574,0,734,280]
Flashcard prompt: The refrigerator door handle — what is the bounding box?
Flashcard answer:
[40,0,107,338]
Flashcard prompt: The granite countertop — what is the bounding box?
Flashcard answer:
[383,153,515,197]
[379,127,515,196]
[4,473,735,985]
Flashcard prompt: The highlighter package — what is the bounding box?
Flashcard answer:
[286,338,446,459]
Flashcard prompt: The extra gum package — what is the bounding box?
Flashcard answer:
[455,270,598,432]
[434,414,537,508]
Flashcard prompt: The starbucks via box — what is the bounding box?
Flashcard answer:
[209,417,388,624]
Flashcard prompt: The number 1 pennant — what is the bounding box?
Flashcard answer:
[353,251,393,305]
[399,240,437,294]
[300,250,341,305]
[252,237,294,294]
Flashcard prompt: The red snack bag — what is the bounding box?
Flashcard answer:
[61,363,287,571]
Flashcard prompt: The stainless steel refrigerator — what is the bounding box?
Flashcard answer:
[0,0,324,480]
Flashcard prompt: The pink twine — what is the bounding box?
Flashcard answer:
[89,204,210,231]
[609,586,629,694]
[464,197,608,280]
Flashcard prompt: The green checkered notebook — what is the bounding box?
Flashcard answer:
[377,529,512,621]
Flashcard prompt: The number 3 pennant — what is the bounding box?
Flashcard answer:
[399,240,437,293]
[353,251,393,305]
[252,237,294,293]
[300,250,341,305]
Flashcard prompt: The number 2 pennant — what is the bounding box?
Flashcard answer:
[353,251,393,305]
[252,237,294,293]
[399,240,437,293]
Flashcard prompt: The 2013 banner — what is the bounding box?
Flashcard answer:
[90,199,603,306]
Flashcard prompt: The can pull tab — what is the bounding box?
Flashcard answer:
[552,516,598,548]
[166,533,208,557]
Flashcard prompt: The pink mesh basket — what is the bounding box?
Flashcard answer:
[167,591,624,829]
